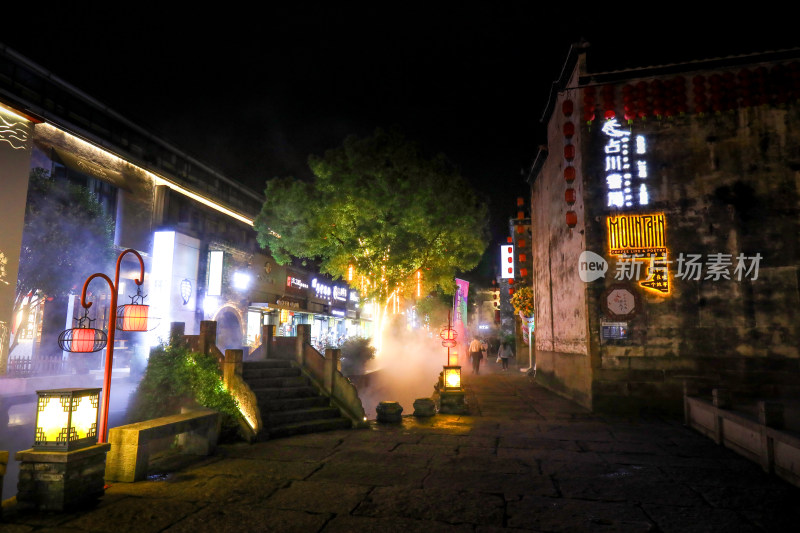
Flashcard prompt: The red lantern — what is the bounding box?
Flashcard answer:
[517,211,524,219]
[516,197,524,207]
[519,254,527,262]
[565,188,576,204]
[506,236,513,243]
[563,122,575,138]
[562,99,574,116]
[564,166,576,182]
[117,304,149,332]
[57,309,107,353]
[564,145,575,161]
[116,285,150,331]
[566,211,578,227]
[520,268,528,277]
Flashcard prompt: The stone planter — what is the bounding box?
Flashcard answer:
[376,401,403,423]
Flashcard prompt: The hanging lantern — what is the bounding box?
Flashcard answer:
[564,166,576,182]
[58,309,107,353]
[563,121,575,138]
[564,145,575,161]
[566,211,578,228]
[565,188,576,204]
[562,99,574,116]
[583,86,596,124]
[116,285,149,331]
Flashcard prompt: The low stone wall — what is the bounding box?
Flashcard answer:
[105,408,220,483]
[685,392,800,488]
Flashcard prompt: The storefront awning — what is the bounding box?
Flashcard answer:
[53,147,131,192]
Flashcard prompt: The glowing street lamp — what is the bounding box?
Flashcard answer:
[443,366,461,390]
[58,249,148,443]
[33,388,101,451]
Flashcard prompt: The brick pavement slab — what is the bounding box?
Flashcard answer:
[3,367,800,532]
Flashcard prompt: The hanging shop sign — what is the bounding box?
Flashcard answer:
[601,118,650,210]
[333,286,348,303]
[310,278,332,301]
[285,274,309,297]
[606,212,670,295]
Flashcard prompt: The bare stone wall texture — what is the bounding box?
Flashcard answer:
[532,68,593,408]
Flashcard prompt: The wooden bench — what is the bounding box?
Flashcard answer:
[105,409,220,482]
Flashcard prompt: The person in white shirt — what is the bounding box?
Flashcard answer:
[469,337,483,374]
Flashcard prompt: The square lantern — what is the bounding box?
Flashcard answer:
[443,366,462,391]
[33,388,101,452]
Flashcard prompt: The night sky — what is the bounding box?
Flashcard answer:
[3,6,799,281]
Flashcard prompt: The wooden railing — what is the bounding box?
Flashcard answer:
[6,355,71,377]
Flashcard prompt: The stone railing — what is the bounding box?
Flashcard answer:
[685,387,800,488]
[258,324,368,428]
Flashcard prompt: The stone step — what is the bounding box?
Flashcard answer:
[246,376,308,389]
[259,395,329,413]
[267,406,342,426]
[268,417,352,439]
[251,386,320,400]
[243,360,293,369]
[242,367,301,379]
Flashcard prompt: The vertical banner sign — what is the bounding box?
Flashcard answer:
[453,278,469,359]
[0,106,34,373]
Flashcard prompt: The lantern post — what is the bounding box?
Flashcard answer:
[77,249,146,443]
[437,310,467,414]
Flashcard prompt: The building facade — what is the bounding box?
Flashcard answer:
[0,44,370,376]
[529,43,800,413]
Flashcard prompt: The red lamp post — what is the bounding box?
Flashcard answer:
[70,249,146,443]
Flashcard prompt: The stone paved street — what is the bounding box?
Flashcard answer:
[3,361,800,532]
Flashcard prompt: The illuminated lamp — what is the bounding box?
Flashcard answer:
[520,268,528,277]
[562,99,574,116]
[448,350,459,366]
[584,109,596,123]
[58,309,107,353]
[517,197,524,207]
[508,279,514,285]
[116,286,149,332]
[566,211,578,228]
[518,239,526,247]
[564,145,575,161]
[564,166,576,182]
[509,288,514,295]
[515,225,524,234]
[517,211,525,219]
[563,122,575,138]
[506,236,513,243]
[519,253,527,262]
[603,109,616,119]
[565,188,576,204]
[33,388,101,451]
[443,366,462,390]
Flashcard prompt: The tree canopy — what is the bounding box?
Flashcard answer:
[254,129,489,304]
[7,168,115,358]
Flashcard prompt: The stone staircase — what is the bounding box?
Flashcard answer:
[242,360,352,439]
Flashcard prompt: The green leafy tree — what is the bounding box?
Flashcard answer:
[254,129,489,331]
[4,169,115,368]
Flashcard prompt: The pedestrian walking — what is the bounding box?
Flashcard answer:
[480,338,488,361]
[497,340,513,371]
[469,337,483,374]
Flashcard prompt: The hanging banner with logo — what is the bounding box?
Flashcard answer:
[453,278,469,356]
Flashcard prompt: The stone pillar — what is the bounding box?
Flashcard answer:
[324,348,340,396]
[296,324,311,366]
[262,324,275,359]
[170,322,186,345]
[223,349,243,389]
[199,320,217,355]
[758,400,784,429]
[16,443,111,511]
